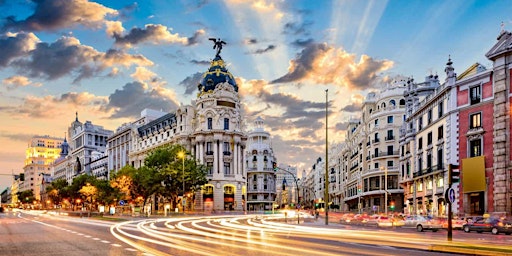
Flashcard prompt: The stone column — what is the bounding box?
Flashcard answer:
[492,59,510,213]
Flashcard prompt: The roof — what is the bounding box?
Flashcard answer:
[485,30,512,60]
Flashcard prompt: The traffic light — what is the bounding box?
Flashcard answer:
[19,173,24,181]
[449,164,460,184]
[390,201,395,211]
[272,161,278,171]
[357,184,361,193]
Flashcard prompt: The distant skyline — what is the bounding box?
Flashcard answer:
[0,0,511,190]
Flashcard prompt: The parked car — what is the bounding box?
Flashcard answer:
[462,217,512,235]
[404,215,442,232]
[441,216,470,230]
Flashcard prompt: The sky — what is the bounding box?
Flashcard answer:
[0,0,510,191]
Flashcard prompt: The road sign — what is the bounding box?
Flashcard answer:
[445,188,456,204]
[119,200,125,206]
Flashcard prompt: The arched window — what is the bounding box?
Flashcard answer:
[399,99,405,106]
[381,102,386,109]
[389,100,396,106]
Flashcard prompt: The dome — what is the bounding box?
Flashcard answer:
[198,56,238,93]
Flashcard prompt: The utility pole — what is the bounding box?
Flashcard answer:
[325,89,329,225]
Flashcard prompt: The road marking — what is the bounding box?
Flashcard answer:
[125,248,137,252]
[101,240,110,244]
[92,238,100,240]
[77,233,84,236]
[84,235,92,238]
[111,244,122,247]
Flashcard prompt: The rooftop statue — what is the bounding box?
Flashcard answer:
[209,38,226,58]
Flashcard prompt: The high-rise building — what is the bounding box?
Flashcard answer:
[22,135,63,201]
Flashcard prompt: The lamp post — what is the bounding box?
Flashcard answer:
[325,89,329,225]
[276,166,301,224]
[177,150,185,212]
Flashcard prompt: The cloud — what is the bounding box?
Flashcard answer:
[5,92,107,118]
[0,131,33,142]
[283,20,313,36]
[179,72,203,95]
[249,44,276,54]
[271,43,393,90]
[2,75,42,89]
[104,81,179,118]
[340,102,362,112]
[0,32,39,67]
[334,121,349,131]
[290,38,313,48]
[243,38,258,45]
[130,67,158,83]
[2,0,118,32]
[9,36,153,82]
[190,59,210,65]
[110,23,205,48]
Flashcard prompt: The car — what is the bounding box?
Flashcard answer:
[404,215,442,232]
[441,216,470,230]
[462,217,512,235]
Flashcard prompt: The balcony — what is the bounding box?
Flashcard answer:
[206,151,214,155]
[223,151,231,156]
[351,151,359,158]
[470,96,481,105]
[372,138,380,144]
[385,135,395,141]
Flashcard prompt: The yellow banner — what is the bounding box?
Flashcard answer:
[462,156,486,193]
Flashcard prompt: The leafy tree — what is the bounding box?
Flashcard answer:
[17,190,35,204]
[144,144,208,210]
[68,174,98,205]
[79,183,97,210]
[95,179,118,206]
[45,178,69,206]
[110,165,137,201]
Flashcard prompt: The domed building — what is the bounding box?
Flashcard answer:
[129,46,247,212]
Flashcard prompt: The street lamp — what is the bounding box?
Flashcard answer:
[177,150,185,212]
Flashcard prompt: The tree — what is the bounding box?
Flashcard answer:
[45,178,69,206]
[110,165,137,202]
[79,183,97,210]
[17,190,35,205]
[144,144,208,210]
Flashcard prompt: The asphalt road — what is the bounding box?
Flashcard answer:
[0,210,141,256]
[1,210,510,256]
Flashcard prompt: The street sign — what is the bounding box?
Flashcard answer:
[445,188,456,204]
[119,200,125,206]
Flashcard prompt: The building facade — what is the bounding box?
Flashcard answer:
[245,117,277,211]
[22,135,63,201]
[129,53,247,212]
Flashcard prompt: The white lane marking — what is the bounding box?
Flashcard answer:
[77,233,84,236]
[84,235,92,238]
[101,240,110,244]
[92,238,100,240]
[111,244,122,247]
[125,248,137,252]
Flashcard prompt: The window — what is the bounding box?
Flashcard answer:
[427,109,432,124]
[426,153,432,169]
[418,137,423,149]
[387,145,393,155]
[387,160,393,167]
[374,133,379,142]
[438,125,444,140]
[223,142,230,155]
[418,157,423,173]
[224,163,231,175]
[437,148,443,169]
[437,177,444,187]
[374,162,379,169]
[374,119,378,126]
[417,182,423,192]
[469,139,482,157]
[206,162,213,175]
[470,113,482,129]
[386,130,394,140]
[207,118,213,130]
[427,132,432,145]
[206,142,213,155]
[438,102,444,118]
[390,100,396,106]
[470,85,481,105]
[224,118,229,130]
[387,116,393,123]
[418,117,423,130]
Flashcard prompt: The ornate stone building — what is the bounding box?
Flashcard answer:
[129,51,247,212]
[245,117,277,211]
